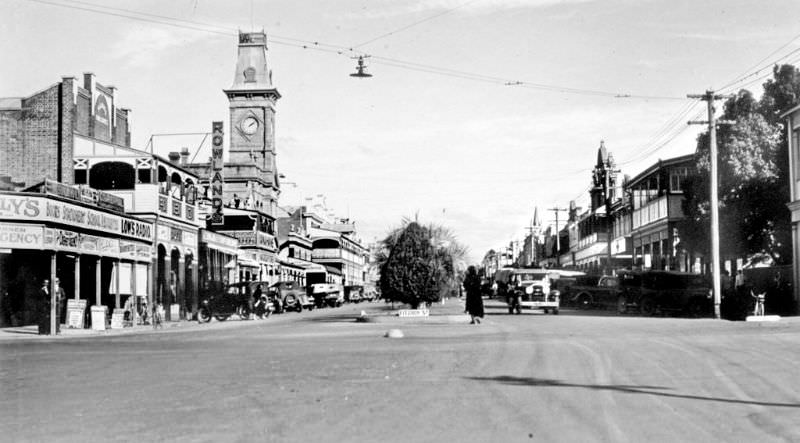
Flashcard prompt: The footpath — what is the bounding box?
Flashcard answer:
[0,297,478,341]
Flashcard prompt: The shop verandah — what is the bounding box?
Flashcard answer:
[0,245,151,331]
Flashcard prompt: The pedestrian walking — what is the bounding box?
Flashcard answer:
[463,266,484,324]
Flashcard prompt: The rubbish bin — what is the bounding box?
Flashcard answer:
[90,305,107,331]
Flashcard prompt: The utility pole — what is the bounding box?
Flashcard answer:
[549,207,568,267]
[688,90,734,320]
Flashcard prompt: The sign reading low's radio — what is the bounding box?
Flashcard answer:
[0,195,153,242]
[210,121,224,225]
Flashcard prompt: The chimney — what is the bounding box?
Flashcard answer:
[168,152,181,164]
[83,72,95,91]
[180,147,190,165]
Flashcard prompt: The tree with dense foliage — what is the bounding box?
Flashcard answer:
[678,65,799,264]
[377,219,467,308]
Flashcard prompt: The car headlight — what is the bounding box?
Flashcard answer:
[525,286,533,294]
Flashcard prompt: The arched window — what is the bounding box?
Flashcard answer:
[158,166,169,195]
[171,172,183,199]
[184,178,196,204]
[89,161,135,190]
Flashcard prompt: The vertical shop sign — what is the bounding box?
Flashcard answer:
[210,121,224,225]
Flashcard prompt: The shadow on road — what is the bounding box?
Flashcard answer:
[297,312,360,323]
[466,375,800,408]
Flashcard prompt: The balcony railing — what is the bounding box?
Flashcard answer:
[313,248,342,259]
[632,195,684,229]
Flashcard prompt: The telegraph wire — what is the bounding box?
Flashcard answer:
[718,30,800,93]
[26,0,687,101]
[353,0,481,49]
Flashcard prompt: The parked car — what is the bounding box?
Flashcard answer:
[311,283,344,308]
[568,275,622,310]
[269,281,313,312]
[347,289,362,303]
[198,281,257,322]
[617,270,712,317]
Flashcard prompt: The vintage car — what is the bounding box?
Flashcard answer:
[197,281,256,322]
[616,270,712,317]
[269,281,314,312]
[568,275,622,310]
[311,283,344,308]
[504,268,563,314]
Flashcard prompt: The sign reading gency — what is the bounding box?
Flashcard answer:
[210,121,224,225]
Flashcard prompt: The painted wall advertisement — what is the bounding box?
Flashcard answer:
[0,223,43,249]
[0,195,153,242]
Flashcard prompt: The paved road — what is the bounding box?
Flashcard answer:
[2,299,799,442]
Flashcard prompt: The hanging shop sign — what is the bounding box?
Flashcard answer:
[210,121,224,225]
[0,223,44,249]
[0,194,152,242]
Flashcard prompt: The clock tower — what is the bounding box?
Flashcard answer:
[223,30,281,190]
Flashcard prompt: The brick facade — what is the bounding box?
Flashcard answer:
[0,73,130,188]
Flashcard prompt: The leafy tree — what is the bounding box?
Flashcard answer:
[377,220,467,308]
[678,66,796,264]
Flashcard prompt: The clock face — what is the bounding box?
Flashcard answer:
[240,116,260,135]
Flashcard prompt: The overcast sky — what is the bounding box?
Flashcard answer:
[3,0,800,264]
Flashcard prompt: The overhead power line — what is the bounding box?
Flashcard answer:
[718,30,800,94]
[27,0,687,101]
[353,0,480,49]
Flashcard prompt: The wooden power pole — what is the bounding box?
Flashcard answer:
[688,90,734,319]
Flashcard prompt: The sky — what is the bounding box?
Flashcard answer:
[3,0,800,264]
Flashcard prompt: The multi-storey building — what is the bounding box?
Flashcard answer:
[781,105,800,314]
[185,31,281,284]
[626,154,693,271]
[0,74,156,331]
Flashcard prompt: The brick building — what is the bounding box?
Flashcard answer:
[0,73,130,189]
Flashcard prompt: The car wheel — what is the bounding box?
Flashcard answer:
[639,297,656,316]
[284,295,297,311]
[544,309,549,314]
[616,296,627,314]
[577,294,591,310]
[296,304,303,313]
[553,308,559,315]
[239,304,251,320]
[214,315,229,321]
[197,307,212,323]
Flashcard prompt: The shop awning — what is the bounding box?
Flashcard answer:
[238,258,259,268]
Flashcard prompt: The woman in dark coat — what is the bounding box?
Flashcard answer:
[463,266,484,324]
